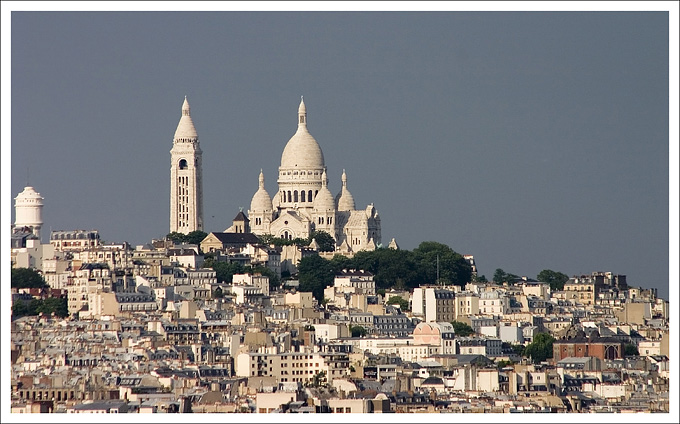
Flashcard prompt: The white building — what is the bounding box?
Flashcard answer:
[247,98,381,252]
[13,186,44,240]
[170,97,203,234]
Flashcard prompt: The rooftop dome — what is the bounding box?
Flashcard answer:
[280,97,324,169]
[335,170,356,211]
[15,186,43,202]
[174,96,198,140]
[250,170,273,212]
[313,170,335,212]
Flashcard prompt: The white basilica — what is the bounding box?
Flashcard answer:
[247,98,381,253]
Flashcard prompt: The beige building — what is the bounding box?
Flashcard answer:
[67,263,112,316]
[248,98,381,253]
[412,286,457,323]
[455,291,480,320]
[563,280,596,305]
[235,351,350,384]
[615,301,652,325]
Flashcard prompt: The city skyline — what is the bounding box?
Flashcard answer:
[5,4,678,300]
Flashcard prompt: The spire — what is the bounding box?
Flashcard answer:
[336,169,356,211]
[258,169,265,187]
[182,95,190,116]
[174,96,198,140]
[298,96,307,127]
[321,169,328,187]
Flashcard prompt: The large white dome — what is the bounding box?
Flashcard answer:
[280,98,324,169]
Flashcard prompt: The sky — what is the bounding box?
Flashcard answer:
[4,2,678,302]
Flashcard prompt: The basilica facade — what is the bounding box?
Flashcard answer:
[247,98,381,253]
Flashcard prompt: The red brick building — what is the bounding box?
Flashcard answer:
[552,332,624,362]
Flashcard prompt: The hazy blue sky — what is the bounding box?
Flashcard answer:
[5,5,677,300]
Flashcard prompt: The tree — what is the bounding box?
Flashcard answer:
[537,269,569,291]
[496,359,515,369]
[352,248,419,290]
[310,371,327,388]
[37,297,69,318]
[297,254,334,302]
[493,268,519,284]
[472,274,488,283]
[450,321,475,337]
[213,287,224,298]
[523,332,555,363]
[350,325,367,338]
[624,343,639,357]
[386,296,409,312]
[208,261,245,283]
[166,230,208,247]
[185,230,208,246]
[310,230,336,252]
[12,297,68,319]
[510,344,526,357]
[166,231,187,244]
[412,241,472,287]
[11,268,48,289]
[12,300,32,318]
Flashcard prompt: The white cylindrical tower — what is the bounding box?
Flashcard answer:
[14,186,44,240]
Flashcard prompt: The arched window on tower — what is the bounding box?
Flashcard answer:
[308,190,313,201]
[179,159,188,170]
[301,191,306,202]
[287,191,292,202]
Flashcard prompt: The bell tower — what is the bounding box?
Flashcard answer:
[170,96,203,234]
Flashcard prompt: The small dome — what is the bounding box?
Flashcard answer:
[250,171,273,212]
[15,186,43,202]
[313,171,335,212]
[280,98,324,169]
[335,170,356,211]
[174,96,198,139]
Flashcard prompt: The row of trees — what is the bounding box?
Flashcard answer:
[12,297,69,319]
[11,268,69,319]
[258,231,336,252]
[11,268,48,288]
[166,231,209,246]
[297,241,473,302]
[492,268,570,292]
